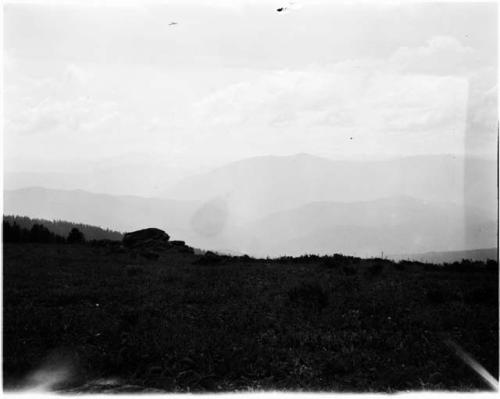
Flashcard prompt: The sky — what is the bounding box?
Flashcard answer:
[3,0,498,177]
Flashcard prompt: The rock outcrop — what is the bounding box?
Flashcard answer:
[123,228,170,249]
[122,228,194,256]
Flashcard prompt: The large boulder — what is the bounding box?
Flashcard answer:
[122,228,170,249]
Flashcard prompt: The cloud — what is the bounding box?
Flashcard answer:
[389,35,477,75]
[469,85,497,128]
[6,96,119,136]
[62,64,93,86]
[189,34,497,157]
[193,35,492,133]
[363,74,469,132]
[193,61,469,135]
[194,66,365,128]
[5,64,119,136]
[4,26,496,163]
[464,67,498,152]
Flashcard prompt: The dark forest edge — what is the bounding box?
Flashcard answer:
[3,215,123,243]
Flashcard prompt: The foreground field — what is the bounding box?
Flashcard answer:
[3,243,498,392]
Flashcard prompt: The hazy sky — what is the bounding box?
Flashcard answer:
[4,0,498,174]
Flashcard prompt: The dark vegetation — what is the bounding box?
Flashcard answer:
[2,236,498,392]
[3,218,124,247]
[3,219,91,246]
[3,220,68,244]
[4,215,123,241]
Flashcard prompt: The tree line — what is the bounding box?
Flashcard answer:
[3,215,123,241]
[3,220,87,244]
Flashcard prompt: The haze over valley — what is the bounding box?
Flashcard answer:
[5,153,496,259]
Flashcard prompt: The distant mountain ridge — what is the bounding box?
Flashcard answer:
[234,196,496,257]
[163,154,496,222]
[4,155,196,198]
[4,154,497,257]
[388,248,498,264]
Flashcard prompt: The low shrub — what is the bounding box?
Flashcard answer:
[321,257,338,269]
[486,259,498,272]
[194,251,222,265]
[393,262,406,271]
[443,260,483,273]
[424,263,440,272]
[367,262,384,276]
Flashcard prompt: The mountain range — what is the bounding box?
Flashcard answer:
[4,154,497,258]
[163,154,496,222]
[389,248,498,264]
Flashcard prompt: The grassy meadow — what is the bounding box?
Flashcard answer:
[3,243,498,392]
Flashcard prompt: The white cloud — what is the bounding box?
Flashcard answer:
[194,66,366,128]
[4,8,496,165]
[6,95,119,136]
[364,74,469,131]
[389,35,477,75]
[190,34,495,157]
[464,67,498,153]
[62,64,93,86]
[193,62,469,134]
[5,63,119,137]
